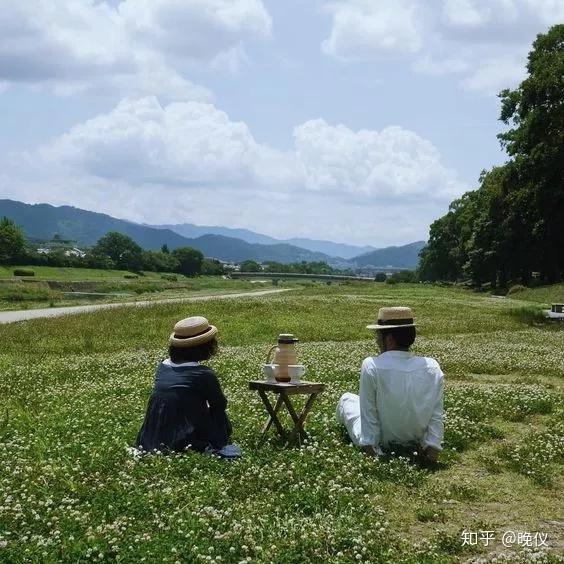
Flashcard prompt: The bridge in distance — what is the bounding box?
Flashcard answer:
[229,269,409,283]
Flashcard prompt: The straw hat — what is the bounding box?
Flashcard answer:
[169,316,218,348]
[366,306,416,330]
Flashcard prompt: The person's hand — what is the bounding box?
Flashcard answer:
[422,446,440,463]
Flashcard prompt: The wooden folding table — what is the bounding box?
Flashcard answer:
[248,380,326,445]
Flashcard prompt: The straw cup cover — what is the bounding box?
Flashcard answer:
[169,316,218,348]
[366,306,416,330]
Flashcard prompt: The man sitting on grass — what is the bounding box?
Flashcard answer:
[336,306,444,465]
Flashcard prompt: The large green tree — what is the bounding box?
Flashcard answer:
[0,217,27,264]
[497,24,564,283]
[172,247,204,276]
[419,24,564,286]
[92,231,144,272]
[239,260,262,272]
[201,258,225,275]
[418,190,482,282]
[142,250,180,272]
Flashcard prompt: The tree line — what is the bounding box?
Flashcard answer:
[0,224,216,276]
[419,25,563,288]
[0,221,356,278]
[237,259,351,276]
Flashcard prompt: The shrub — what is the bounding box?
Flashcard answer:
[385,277,397,285]
[374,273,387,282]
[161,274,178,281]
[390,270,417,283]
[0,282,56,302]
[133,283,160,294]
[507,284,526,295]
[13,268,35,277]
[124,274,138,279]
[507,306,550,325]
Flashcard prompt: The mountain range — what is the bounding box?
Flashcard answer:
[353,241,426,269]
[0,199,425,268]
[153,223,377,259]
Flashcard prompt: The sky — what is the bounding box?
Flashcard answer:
[1,0,562,247]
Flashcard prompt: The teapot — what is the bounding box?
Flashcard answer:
[266,334,299,382]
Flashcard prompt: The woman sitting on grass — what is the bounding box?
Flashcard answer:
[135,316,240,458]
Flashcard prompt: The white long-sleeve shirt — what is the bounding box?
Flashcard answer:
[358,350,444,451]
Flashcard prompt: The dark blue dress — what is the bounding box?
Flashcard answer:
[136,362,232,453]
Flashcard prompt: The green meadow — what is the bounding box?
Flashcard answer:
[1,283,563,563]
[0,266,167,280]
[0,270,270,311]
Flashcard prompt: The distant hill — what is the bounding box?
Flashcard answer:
[0,199,424,268]
[283,238,376,260]
[154,222,376,259]
[0,199,193,250]
[153,223,277,246]
[184,234,343,265]
[351,241,426,268]
[0,200,343,265]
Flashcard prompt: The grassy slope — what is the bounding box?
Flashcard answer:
[508,284,564,306]
[0,273,275,311]
[0,283,562,562]
[0,265,159,280]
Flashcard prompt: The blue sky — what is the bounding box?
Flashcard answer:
[1,0,561,247]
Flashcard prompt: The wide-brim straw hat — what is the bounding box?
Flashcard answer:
[366,306,416,330]
[169,316,218,348]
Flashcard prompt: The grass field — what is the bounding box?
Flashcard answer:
[0,266,176,280]
[0,273,278,311]
[507,284,564,306]
[0,283,562,562]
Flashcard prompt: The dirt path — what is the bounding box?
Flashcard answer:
[0,288,294,324]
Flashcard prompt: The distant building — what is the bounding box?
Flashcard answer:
[35,235,86,258]
[204,257,238,270]
[64,248,86,258]
[37,246,86,258]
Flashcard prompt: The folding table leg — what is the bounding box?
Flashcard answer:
[280,392,309,443]
[287,393,320,443]
[258,391,286,444]
[261,395,283,436]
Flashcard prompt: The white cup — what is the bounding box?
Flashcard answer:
[288,364,306,383]
[263,363,279,382]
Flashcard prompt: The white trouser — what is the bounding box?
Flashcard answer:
[335,392,362,446]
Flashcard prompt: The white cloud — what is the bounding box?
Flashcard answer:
[41,96,299,190]
[210,44,249,74]
[42,97,264,185]
[321,0,422,61]
[460,53,528,94]
[0,1,126,82]
[294,119,461,199]
[119,0,271,61]
[40,98,462,201]
[441,0,491,28]
[0,0,271,98]
[3,97,466,246]
[321,0,564,94]
[440,0,564,38]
